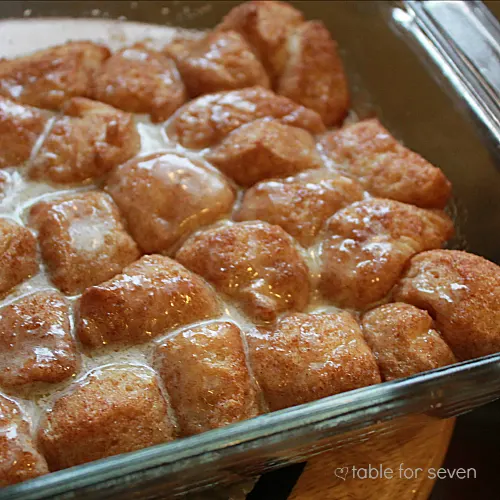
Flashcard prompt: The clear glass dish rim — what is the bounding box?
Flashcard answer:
[3,353,500,499]
[1,1,500,498]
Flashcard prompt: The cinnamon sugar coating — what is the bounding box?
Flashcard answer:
[319,199,454,309]
[91,43,187,123]
[320,119,452,209]
[176,221,310,321]
[167,86,325,149]
[217,0,304,82]
[0,394,48,486]
[30,97,140,184]
[155,321,259,436]
[235,169,364,246]
[205,118,323,187]
[77,255,221,347]
[362,302,456,381]
[276,21,349,126]
[0,218,38,296]
[0,96,48,169]
[247,312,381,411]
[0,291,78,390]
[106,152,235,254]
[165,30,270,97]
[394,250,500,360]
[30,191,140,295]
[38,366,175,470]
[0,41,110,110]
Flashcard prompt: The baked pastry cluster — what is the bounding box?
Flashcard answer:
[0,0,499,487]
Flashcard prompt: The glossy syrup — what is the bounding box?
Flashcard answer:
[0,18,468,440]
[0,19,328,432]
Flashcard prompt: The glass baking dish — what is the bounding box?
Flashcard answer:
[1,1,499,498]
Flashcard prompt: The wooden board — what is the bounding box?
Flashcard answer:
[290,417,455,500]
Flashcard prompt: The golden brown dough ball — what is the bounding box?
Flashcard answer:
[217,1,304,82]
[0,218,38,296]
[320,119,452,209]
[167,86,325,149]
[0,41,110,110]
[37,366,175,471]
[394,250,500,360]
[166,31,270,97]
[247,312,381,411]
[361,303,456,381]
[176,221,310,321]
[91,43,187,123]
[0,394,48,486]
[30,191,141,295]
[235,169,364,246]
[218,2,349,125]
[276,21,349,126]
[30,97,140,184]
[205,118,323,187]
[155,321,259,436]
[0,291,78,391]
[319,198,454,309]
[77,254,221,348]
[106,152,235,254]
[0,96,49,169]
[0,171,8,201]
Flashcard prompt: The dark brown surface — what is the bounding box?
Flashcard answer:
[430,400,500,500]
[247,402,500,499]
[289,418,455,500]
[485,1,500,20]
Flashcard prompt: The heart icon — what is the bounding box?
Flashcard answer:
[334,467,349,481]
